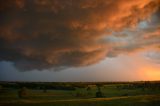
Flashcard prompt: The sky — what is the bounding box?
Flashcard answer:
[0,0,160,82]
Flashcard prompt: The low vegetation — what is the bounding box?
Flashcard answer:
[0,81,160,106]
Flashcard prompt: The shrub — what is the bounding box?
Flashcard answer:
[18,87,28,98]
[96,91,103,98]
[43,87,47,93]
[75,92,87,97]
[86,86,91,91]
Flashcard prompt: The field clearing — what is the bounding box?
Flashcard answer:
[0,82,160,106]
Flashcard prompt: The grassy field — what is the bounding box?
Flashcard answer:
[0,82,160,106]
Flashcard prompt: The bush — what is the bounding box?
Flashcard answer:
[122,93,128,96]
[18,87,28,98]
[0,85,2,90]
[75,92,87,97]
[43,87,47,93]
[96,91,103,98]
[86,86,91,91]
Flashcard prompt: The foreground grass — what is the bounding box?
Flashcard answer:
[0,95,160,106]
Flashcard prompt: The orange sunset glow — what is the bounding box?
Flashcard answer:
[141,66,160,80]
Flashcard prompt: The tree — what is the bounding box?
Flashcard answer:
[95,84,103,98]
[43,86,47,93]
[86,86,91,95]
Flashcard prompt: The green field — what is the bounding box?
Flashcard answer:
[0,82,160,106]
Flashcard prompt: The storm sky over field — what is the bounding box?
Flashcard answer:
[0,0,160,81]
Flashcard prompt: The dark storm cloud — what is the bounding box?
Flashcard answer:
[0,0,160,70]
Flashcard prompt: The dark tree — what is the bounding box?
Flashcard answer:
[18,87,28,98]
[95,84,103,98]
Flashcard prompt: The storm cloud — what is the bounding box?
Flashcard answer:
[0,0,160,70]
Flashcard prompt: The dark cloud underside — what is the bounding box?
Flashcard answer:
[0,0,160,70]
